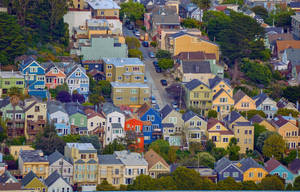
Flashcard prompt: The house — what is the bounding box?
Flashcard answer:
[182,110,207,143]
[64,143,98,186]
[283,48,300,68]
[47,101,70,136]
[144,149,170,178]
[288,158,300,175]
[207,118,234,148]
[103,58,145,83]
[265,158,295,184]
[43,62,66,89]
[166,32,220,60]
[250,114,276,132]
[271,116,300,149]
[275,40,300,59]
[114,150,148,185]
[0,171,18,184]
[187,7,203,22]
[82,60,104,73]
[0,101,25,138]
[160,104,184,142]
[86,0,120,18]
[85,108,106,133]
[292,15,300,40]
[65,102,87,128]
[21,171,47,192]
[233,89,256,111]
[98,154,124,186]
[0,183,29,192]
[18,150,49,179]
[265,33,293,52]
[24,98,47,141]
[277,97,298,111]
[45,171,73,192]
[124,118,144,152]
[64,64,89,98]
[0,71,24,98]
[237,158,268,183]
[19,57,47,99]
[48,151,73,184]
[214,157,243,182]
[86,19,123,36]
[136,103,162,144]
[184,79,212,116]
[253,93,278,119]
[9,145,34,160]
[223,111,254,153]
[102,102,125,146]
[64,9,91,36]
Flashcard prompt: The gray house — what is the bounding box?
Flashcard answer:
[48,151,73,184]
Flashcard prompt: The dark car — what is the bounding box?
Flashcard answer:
[153,61,158,67]
[127,24,134,30]
[142,41,149,47]
[155,66,162,73]
[160,79,167,86]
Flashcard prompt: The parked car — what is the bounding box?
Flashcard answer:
[142,41,149,47]
[149,52,155,58]
[134,30,140,36]
[144,76,147,83]
[172,101,178,109]
[127,24,134,30]
[153,61,158,67]
[155,66,162,73]
[160,79,167,86]
[151,96,156,104]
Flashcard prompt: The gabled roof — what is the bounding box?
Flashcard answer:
[102,102,122,115]
[286,48,300,66]
[64,102,85,116]
[233,89,247,104]
[182,110,204,122]
[19,150,48,163]
[160,104,173,120]
[85,108,105,119]
[213,88,228,101]
[207,118,227,131]
[253,93,268,107]
[264,158,282,172]
[184,79,208,91]
[288,158,300,174]
[136,103,151,118]
[237,158,266,172]
[21,171,38,186]
[250,114,264,124]
[223,111,242,125]
[276,40,300,53]
[19,56,36,70]
[209,76,230,89]
[214,157,232,172]
[182,60,211,74]
[144,149,169,170]
[271,115,289,128]
[0,171,18,183]
[45,171,61,187]
[48,150,71,165]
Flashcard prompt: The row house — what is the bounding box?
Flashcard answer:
[0,71,24,98]
[124,117,144,153]
[42,62,66,89]
[252,93,278,120]
[47,101,70,136]
[65,102,87,133]
[86,0,120,18]
[233,90,256,112]
[265,158,295,184]
[144,149,170,178]
[85,108,106,136]
[21,171,48,192]
[250,114,276,132]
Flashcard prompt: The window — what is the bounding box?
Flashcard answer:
[220,97,227,102]
[91,122,93,127]
[16,81,23,85]
[144,136,150,140]
[107,65,112,69]
[4,81,10,85]
[101,11,104,15]
[190,121,194,126]
[249,172,254,178]
[130,97,138,102]
[81,154,86,159]
[133,67,139,71]
[115,169,119,175]
[241,102,249,107]
[194,92,199,98]
[212,136,217,141]
[39,167,44,172]
[282,172,287,179]
[107,73,112,77]
[118,117,121,123]
[134,76,141,80]
[223,138,228,142]
[233,172,239,178]
[118,76,122,80]
[30,67,38,72]
[257,172,263,178]
[130,89,137,94]
[114,11,118,15]
[223,172,229,177]
[249,130,252,135]
[216,125,220,130]
[101,169,107,176]
[35,106,40,112]
[245,130,248,134]
[37,76,44,81]
[116,97,123,100]
[109,117,112,123]
[204,92,210,98]
[197,121,201,126]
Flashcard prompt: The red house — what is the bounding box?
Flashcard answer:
[125,118,144,152]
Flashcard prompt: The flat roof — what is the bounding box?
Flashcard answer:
[111,82,149,88]
[0,71,23,79]
[103,58,144,67]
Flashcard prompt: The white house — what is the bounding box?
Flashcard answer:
[45,171,73,192]
[188,7,203,22]
[253,93,278,119]
[48,151,73,184]
[85,108,106,132]
[47,101,69,124]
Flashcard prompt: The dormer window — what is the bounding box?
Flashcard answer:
[216,125,220,130]
[75,71,81,77]
[30,67,38,73]
[53,68,58,74]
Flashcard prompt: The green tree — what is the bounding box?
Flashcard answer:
[251,6,268,20]
[282,149,298,165]
[96,180,117,191]
[79,135,101,154]
[128,49,143,59]
[227,137,240,160]
[217,177,243,190]
[127,175,155,190]
[197,152,215,169]
[256,131,277,152]
[205,139,215,152]
[208,110,217,118]
[168,146,177,164]
[120,0,145,21]
[149,139,170,161]
[181,18,200,28]
[262,134,285,160]
[158,58,173,70]
[276,108,299,118]
[283,85,300,103]
[294,175,300,190]
[259,175,285,190]
[156,176,177,190]
[125,37,140,49]
[0,13,26,65]
[192,0,211,10]
[211,147,227,160]
[285,183,293,190]
[98,80,112,97]
[240,110,266,119]
[102,139,126,154]
[172,167,202,189]
[156,49,171,59]
[61,135,80,143]
[242,181,259,190]
[253,123,267,147]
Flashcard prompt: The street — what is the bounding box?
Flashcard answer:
[123,27,172,109]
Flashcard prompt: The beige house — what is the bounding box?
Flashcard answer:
[182,111,207,143]
[85,108,106,133]
[144,149,170,178]
[98,154,124,186]
[86,0,120,18]
[224,111,254,153]
[160,105,184,133]
[233,89,256,111]
[9,145,34,160]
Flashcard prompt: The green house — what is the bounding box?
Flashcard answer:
[69,112,87,128]
[0,71,24,98]
[21,171,47,192]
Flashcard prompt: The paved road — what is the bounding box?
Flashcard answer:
[123,27,171,109]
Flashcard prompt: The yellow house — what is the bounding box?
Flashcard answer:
[233,89,256,111]
[144,149,170,178]
[207,118,234,148]
[86,0,120,18]
[64,143,98,186]
[250,114,276,132]
[166,32,220,61]
[212,89,234,118]
[237,158,268,183]
[224,111,254,153]
[183,110,208,143]
[88,26,112,38]
[210,76,233,97]
[9,145,34,160]
[21,171,47,192]
[19,150,49,179]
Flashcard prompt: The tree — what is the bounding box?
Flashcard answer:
[125,37,140,49]
[96,180,117,191]
[156,176,177,190]
[102,139,126,154]
[192,0,211,10]
[149,139,170,161]
[127,175,155,190]
[156,50,171,59]
[56,91,71,103]
[211,147,227,160]
[181,18,200,28]
[256,131,277,152]
[197,152,215,169]
[61,135,80,143]
[120,0,145,21]
[0,13,26,65]
[168,146,177,164]
[294,175,300,190]
[79,135,101,154]
[217,177,243,190]
[227,137,240,160]
[251,6,268,20]
[172,167,202,189]
[208,110,217,118]
[158,59,173,70]
[240,110,266,120]
[283,85,300,103]
[98,80,111,97]
[128,49,143,59]
[259,175,285,190]
[262,134,285,160]
[242,181,259,190]
[205,139,215,152]
[285,183,293,190]
[253,123,267,147]
[282,149,297,165]
[72,93,85,103]
[276,108,299,118]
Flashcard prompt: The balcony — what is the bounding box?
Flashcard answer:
[26,120,46,136]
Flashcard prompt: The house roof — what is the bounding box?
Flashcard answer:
[98,154,123,164]
[86,0,120,9]
[214,157,233,172]
[160,104,173,120]
[20,56,36,70]
[265,27,284,34]
[114,150,148,166]
[288,158,300,174]
[212,89,227,101]
[0,171,18,183]
[253,93,268,107]
[267,33,293,46]
[286,48,300,66]
[64,102,85,116]
[48,150,71,165]
[207,118,228,131]
[234,121,252,126]
[182,110,204,122]
[223,111,242,124]
[0,183,22,191]
[182,60,211,74]
[47,100,67,114]
[152,14,180,25]
[144,149,169,169]
[271,115,289,128]
[103,58,144,67]
[85,108,105,119]
[102,102,122,115]
[233,89,247,104]
[66,143,97,153]
[184,79,208,91]
[238,158,266,172]
[290,2,300,8]
[45,171,61,187]
[277,97,294,109]
[136,103,151,118]
[21,171,38,186]
[250,114,264,124]
[174,51,216,60]
[276,40,300,53]
[264,158,282,172]
[209,76,230,89]
[19,150,48,163]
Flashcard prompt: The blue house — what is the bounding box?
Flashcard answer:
[265,158,295,184]
[19,57,47,98]
[214,157,243,182]
[64,64,89,99]
[136,103,162,145]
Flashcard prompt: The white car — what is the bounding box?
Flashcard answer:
[151,96,156,104]
[135,31,140,36]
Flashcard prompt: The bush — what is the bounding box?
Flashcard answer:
[208,110,217,118]
[125,37,140,49]
[156,49,171,59]
[150,41,157,47]
[158,58,173,70]
[128,49,143,59]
